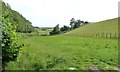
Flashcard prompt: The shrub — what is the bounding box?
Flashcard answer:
[1,10,21,69]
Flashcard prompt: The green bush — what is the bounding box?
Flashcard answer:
[1,10,21,69]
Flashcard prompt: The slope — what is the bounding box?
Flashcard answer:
[2,2,34,33]
[64,18,118,37]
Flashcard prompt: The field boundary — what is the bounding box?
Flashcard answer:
[65,32,120,38]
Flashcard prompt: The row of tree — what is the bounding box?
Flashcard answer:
[50,18,89,35]
[70,18,89,30]
[2,2,34,33]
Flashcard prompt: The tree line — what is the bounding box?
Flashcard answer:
[50,18,89,35]
[2,2,34,33]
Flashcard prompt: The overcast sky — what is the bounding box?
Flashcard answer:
[3,0,119,27]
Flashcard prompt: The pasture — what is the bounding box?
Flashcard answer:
[65,18,118,38]
[5,18,119,71]
[5,35,118,70]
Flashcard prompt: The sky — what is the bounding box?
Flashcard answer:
[3,0,119,27]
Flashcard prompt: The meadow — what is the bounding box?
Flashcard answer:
[5,35,118,70]
[1,1,119,71]
[4,18,119,71]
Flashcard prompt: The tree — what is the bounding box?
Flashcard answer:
[70,18,75,30]
[50,24,60,35]
[84,21,89,25]
[73,21,80,29]
[77,19,81,26]
[2,2,34,33]
[60,25,70,32]
[80,21,84,26]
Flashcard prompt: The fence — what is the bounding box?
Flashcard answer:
[65,32,120,38]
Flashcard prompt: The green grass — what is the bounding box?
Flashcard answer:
[5,18,118,70]
[16,30,50,38]
[5,35,118,70]
[64,18,118,37]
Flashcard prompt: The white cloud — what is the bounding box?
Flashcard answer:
[3,0,119,27]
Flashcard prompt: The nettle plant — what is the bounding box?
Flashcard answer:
[1,10,21,66]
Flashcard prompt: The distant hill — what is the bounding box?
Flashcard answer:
[2,2,34,33]
[64,18,118,38]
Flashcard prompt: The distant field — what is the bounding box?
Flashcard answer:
[16,30,51,38]
[64,18,118,38]
[5,35,118,70]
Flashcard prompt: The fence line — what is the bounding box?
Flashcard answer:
[66,32,120,38]
[80,32,120,38]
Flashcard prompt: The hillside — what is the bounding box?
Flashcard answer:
[64,18,118,37]
[2,2,34,33]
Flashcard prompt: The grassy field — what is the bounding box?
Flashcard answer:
[64,18,118,37]
[16,30,51,38]
[5,18,119,70]
[5,35,118,70]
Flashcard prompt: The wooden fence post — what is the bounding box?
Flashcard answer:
[106,33,108,38]
[110,33,112,38]
[119,33,120,38]
[96,34,97,37]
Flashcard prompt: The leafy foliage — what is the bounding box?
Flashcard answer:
[1,8,21,68]
[50,24,60,35]
[70,18,75,30]
[50,18,89,35]
[2,2,34,33]
[70,18,89,29]
[60,25,70,32]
